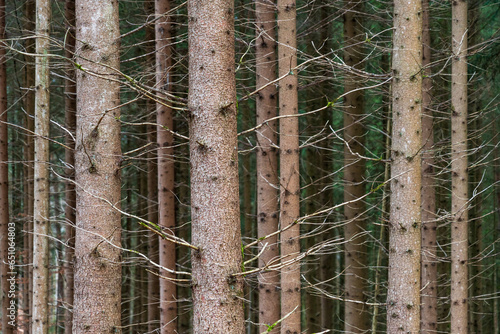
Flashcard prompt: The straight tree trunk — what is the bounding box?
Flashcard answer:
[144,0,161,330]
[420,0,437,331]
[386,0,422,332]
[188,0,245,331]
[73,0,122,332]
[278,0,301,330]
[32,0,51,331]
[450,0,468,332]
[0,0,13,332]
[255,0,280,332]
[155,0,177,332]
[63,1,76,333]
[277,0,301,332]
[23,1,36,330]
[343,2,368,332]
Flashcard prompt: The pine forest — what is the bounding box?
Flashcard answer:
[0,0,499,333]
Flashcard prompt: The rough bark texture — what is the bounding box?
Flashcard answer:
[387,0,422,332]
[73,0,122,332]
[32,0,51,331]
[63,1,76,333]
[0,0,13,332]
[343,1,368,332]
[277,0,301,332]
[255,0,280,332]
[420,0,437,331]
[155,0,177,332]
[450,1,468,333]
[188,0,245,332]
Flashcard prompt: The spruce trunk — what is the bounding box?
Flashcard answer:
[450,0,469,332]
[255,0,280,332]
[73,0,122,332]
[387,0,422,332]
[188,0,245,331]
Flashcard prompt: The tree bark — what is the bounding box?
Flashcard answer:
[420,0,437,331]
[343,1,368,332]
[188,0,245,331]
[155,0,177,332]
[63,1,76,333]
[387,0,422,332]
[73,0,122,332]
[255,0,280,332]
[0,0,13,332]
[23,1,36,331]
[277,0,301,332]
[450,0,468,332]
[32,0,51,331]
[143,0,161,330]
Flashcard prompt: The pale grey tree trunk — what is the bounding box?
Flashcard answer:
[450,0,468,332]
[188,0,245,331]
[32,0,51,331]
[387,0,422,332]
[73,0,122,332]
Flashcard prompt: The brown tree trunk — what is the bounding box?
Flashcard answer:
[73,0,122,332]
[277,0,301,332]
[255,0,280,332]
[450,0,468,332]
[468,3,482,329]
[387,0,422,332]
[188,0,245,330]
[63,1,76,333]
[32,0,51,331]
[23,1,36,331]
[144,0,161,330]
[0,0,13,332]
[155,0,177,332]
[343,1,368,332]
[420,0,437,331]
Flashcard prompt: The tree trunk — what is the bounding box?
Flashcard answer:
[387,0,422,332]
[450,0,468,332]
[0,0,13,332]
[23,1,36,331]
[343,1,368,332]
[420,0,437,331]
[188,0,245,330]
[155,0,178,332]
[73,0,122,332]
[63,1,76,333]
[277,0,301,332]
[32,0,51,331]
[144,0,161,330]
[255,0,280,332]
